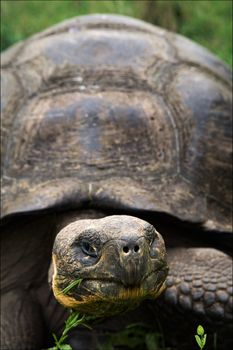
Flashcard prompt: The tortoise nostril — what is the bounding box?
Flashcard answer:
[123,246,129,253]
[123,245,140,253]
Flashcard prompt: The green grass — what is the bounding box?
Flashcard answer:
[61,278,83,295]
[1,0,232,66]
[176,0,232,67]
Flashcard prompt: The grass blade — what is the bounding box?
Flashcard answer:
[60,279,82,294]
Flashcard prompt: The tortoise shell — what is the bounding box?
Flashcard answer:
[1,14,232,232]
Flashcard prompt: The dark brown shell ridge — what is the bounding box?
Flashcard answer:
[1,15,232,233]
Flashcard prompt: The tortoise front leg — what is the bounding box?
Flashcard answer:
[1,288,45,350]
[155,247,232,349]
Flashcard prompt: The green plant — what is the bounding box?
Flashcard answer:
[61,278,83,295]
[48,279,86,350]
[48,311,90,350]
[195,325,207,350]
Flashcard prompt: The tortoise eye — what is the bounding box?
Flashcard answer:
[81,240,98,258]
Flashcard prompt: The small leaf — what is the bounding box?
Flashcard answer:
[60,345,72,350]
[195,335,203,349]
[197,325,204,336]
[82,322,92,330]
[202,334,207,347]
[52,333,57,341]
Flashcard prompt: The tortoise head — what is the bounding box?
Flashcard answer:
[52,215,168,317]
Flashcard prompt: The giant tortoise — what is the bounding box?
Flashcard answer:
[1,14,232,350]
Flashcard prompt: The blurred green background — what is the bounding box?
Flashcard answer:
[1,0,232,67]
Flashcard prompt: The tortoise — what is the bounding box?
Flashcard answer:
[1,13,232,350]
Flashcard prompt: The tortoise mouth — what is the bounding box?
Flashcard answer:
[59,267,165,290]
[52,266,168,316]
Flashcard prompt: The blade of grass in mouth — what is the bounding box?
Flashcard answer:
[61,278,83,294]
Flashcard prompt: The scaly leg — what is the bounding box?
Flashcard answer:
[154,247,232,349]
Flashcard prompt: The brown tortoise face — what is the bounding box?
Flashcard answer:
[52,215,168,317]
